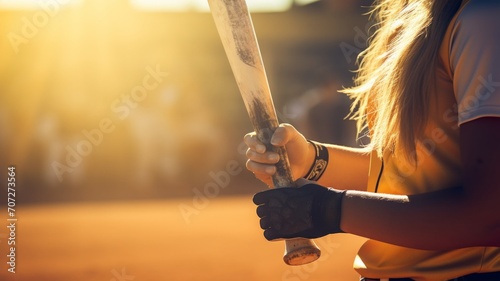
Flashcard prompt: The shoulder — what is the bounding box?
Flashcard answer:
[445,0,500,125]
[448,0,500,71]
[455,0,500,27]
[460,0,500,12]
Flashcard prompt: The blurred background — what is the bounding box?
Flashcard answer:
[0,0,371,280]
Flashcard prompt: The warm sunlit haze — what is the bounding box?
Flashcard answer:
[0,0,371,280]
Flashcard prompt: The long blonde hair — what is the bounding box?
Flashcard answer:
[344,0,462,161]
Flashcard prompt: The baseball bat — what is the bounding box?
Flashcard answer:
[208,0,321,265]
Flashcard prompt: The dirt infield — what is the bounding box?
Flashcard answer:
[0,196,366,281]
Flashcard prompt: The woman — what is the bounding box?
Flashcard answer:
[245,0,500,280]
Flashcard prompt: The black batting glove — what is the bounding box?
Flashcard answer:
[253,181,345,241]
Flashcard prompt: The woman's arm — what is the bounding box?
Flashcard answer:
[317,143,370,191]
[341,117,500,249]
[244,123,370,191]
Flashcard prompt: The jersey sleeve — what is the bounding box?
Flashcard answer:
[449,0,500,125]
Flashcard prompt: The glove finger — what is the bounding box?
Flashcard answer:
[256,204,267,218]
[253,190,269,205]
[263,229,284,241]
[268,212,283,230]
[254,187,298,205]
[259,216,270,229]
[253,189,282,205]
[260,218,286,235]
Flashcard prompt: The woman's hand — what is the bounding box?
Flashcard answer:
[253,178,345,240]
[244,123,314,186]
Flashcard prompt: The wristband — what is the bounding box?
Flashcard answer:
[304,140,329,181]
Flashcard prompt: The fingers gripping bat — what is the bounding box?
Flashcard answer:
[207,0,321,265]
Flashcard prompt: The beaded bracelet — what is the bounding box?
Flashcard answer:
[304,140,329,181]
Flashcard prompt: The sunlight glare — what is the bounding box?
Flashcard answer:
[0,0,81,9]
[130,0,294,12]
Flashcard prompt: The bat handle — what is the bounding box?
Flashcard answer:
[253,116,321,265]
[271,146,321,265]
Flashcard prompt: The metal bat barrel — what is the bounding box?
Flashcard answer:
[207,0,321,265]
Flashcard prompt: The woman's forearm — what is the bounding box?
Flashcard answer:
[340,187,500,249]
[315,144,371,191]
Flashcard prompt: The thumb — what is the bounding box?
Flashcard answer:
[270,123,298,146]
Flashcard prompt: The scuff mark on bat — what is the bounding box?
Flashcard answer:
[249,97,275,145]
[224,0,257,67]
